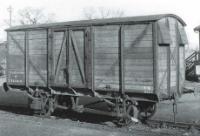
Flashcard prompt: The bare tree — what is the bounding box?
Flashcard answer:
[98,7,111,19]
[83,7,125,19]
[82,7,96,20]
[18,7,55,25]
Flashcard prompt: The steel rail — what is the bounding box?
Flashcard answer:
[146,119,200,130]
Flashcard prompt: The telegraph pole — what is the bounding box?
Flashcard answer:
[7,6,13,27]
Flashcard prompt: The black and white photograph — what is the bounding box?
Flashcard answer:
[0,0,199,136]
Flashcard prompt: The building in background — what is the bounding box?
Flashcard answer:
[0,42,7,76]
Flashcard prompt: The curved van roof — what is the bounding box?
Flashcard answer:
[6,14,186,31]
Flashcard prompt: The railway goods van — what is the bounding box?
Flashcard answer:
[3,14,188,125]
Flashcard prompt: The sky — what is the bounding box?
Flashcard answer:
[0,0,200,49]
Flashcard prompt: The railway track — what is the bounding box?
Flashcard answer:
[0,108,186,136]
[146,119,200,131]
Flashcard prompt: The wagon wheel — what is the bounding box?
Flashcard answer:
[138,103,157,120]
[40,96,55,117]
[117,101,139,126]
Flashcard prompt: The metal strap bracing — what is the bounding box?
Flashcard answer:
[70,30,86,84]
[105,25,150,80]
[54,30,67,82]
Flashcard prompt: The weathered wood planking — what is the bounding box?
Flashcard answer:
[28,40,47,49]
[124,24,153,92]
[157,19,171,45]
[7,32,25,84]
[156,17,187,97]
[69,30,85,86]
[95,53,153,59]
[94,25,120,90]
[8,55,24,69]
[93,24,154,92]
[157,46,168,96]
[52,31,67,85]
[179,40,185,93]
[168,18,178,92]
[178,22,186,93]
[28,30,47,86]
[29,50,47,55]
[95,41,152,48]
[95,59,153,66]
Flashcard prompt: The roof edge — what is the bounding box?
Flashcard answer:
[6,14,186,31]
[161,14,186,26]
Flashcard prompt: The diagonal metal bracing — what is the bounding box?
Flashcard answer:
[70,31,86,84]
[106,25,150,76]
[54,31,67,82]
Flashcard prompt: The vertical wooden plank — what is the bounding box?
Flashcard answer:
[47,29,49,87]
[167,46,171,96]
[6,32,9,84]
[51,30,55,83]
[47,29,53,87]
[84,29,88,87]
[152,22,158,94]
[119,25,125,95]
[175,21,180,95]
[166,18,171,96]
[91,27,95,91]
[25,31,29,87]
[68,29,72,85]
[86,27,93,89]
[66,29,69,85]
[85,27,92,89]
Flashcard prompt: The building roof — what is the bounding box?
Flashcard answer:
[6,14,186,31]
[194,25,200,31]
